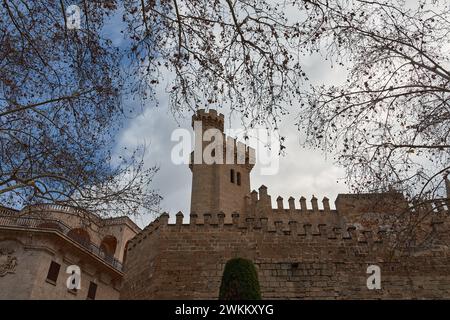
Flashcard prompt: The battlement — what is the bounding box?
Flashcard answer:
[243,186,341,229]
[247,185,335,213]
[122,205,450,300]
[122,207,450,300]
[126,211,393,253]
[124,205,450,263]
[192,109,225,132]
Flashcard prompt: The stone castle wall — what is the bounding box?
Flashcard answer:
[121,208,450,300]
[121,109,450,300]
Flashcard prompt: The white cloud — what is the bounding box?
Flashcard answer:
[114,50,350,228]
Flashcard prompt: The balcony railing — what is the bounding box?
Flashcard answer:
[0,214,123,272]
[19,204,141,233]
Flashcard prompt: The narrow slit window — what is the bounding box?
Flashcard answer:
[87,282,97,300]
[237,172,241,186]
[46,261,61,283]
[230,169,235,183]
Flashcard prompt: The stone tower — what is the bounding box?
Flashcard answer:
[189,109,255,222]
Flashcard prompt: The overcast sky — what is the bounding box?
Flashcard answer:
[104,0,447,228]
[114,53,349,228]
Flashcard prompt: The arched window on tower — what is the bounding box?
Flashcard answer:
[237,172,241,186]
[230,169,235,183]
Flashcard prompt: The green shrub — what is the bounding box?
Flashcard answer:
[219,258,261,300]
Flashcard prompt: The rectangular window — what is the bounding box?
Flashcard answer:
[237,172,241,186]
[230,169,235,183]
[46,261,61,283]
[87,282,97,300]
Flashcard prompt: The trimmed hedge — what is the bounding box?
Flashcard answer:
[219,258,261,300]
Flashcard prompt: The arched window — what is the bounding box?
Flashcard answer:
[236,172,241,186]
[100,235,118,259]
[230,169,235,183]
[67,228,90,248]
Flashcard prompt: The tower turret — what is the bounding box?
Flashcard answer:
[191,108,224,133]
[189,109,255,222]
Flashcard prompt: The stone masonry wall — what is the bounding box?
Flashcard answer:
[121,212,450,300]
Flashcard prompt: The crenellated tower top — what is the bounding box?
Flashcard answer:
[192,109,225,133]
